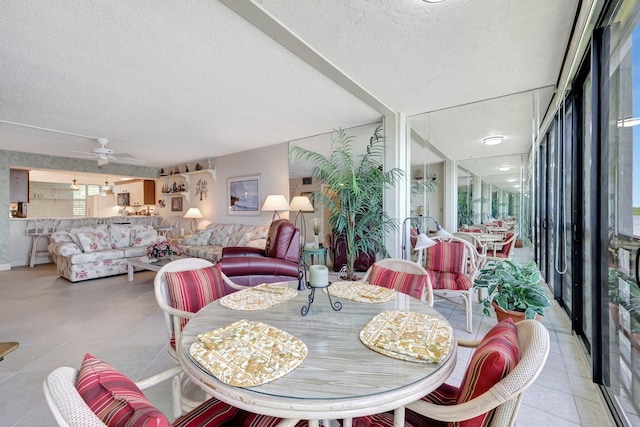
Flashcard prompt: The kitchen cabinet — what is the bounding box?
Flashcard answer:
[10,169,29,202]
[128,180,156,206]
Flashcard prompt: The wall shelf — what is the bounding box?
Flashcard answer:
[159,168,216,206]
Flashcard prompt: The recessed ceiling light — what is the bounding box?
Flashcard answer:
[498,165,511,172]
[483,136,504,145]
[514,185,520,188]
[617,117,640,127]
[507,178,516,182]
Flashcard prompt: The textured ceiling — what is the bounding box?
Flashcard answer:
[0,0,579,170]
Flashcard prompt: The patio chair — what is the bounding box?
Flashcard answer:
[43,353,302,427]
[362,258,433,306]
[424,236,480,333]
[486,232,518,262]
[156,215,181,238]
[349,319,550,427]
[153,258,248,417]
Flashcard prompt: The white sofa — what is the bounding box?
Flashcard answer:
[48,223,160,282]
[177,222,269,264]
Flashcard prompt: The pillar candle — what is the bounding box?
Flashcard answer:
[309,265,329,288]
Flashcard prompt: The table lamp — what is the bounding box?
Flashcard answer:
[183,207,203,233]
[261,195,290,220]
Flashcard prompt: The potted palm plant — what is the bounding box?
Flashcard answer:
[291,126,431,280]
[475,260,551,321]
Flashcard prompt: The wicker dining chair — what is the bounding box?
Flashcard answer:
[349,319,550,427]
[153,258,250,417]
[362,258,433,306]
[424,236,480,333]
[43,354,303,427]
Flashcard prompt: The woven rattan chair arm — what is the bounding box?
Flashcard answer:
[456,338,481,348]
[405,388,509,422]
[134,365,183,390]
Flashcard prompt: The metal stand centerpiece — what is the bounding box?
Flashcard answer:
[301,265,342,316]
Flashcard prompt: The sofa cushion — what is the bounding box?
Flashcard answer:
[208,223,238,246]
[164,264,227,332]
[68,249,126,265]
[76,232,111,253]
[131,227,157,247]
[76,353,170,427]
[185,229,213,246]
[108,224,132,248]
[367,264,427,301]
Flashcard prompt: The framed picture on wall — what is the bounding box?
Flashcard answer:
[228,174,261,216]
[171,196,183,212]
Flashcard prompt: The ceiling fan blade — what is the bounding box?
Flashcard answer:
[67,148,96,156]
[111,156,147,165]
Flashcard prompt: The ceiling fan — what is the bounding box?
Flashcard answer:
[69,138,145,166]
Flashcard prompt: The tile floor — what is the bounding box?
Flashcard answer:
[0,252,616,426]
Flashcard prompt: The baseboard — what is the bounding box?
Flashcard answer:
[0,263,11,271]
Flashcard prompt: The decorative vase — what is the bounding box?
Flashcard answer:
[314,235,319,248]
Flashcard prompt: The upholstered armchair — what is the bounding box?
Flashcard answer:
[220,219,301,286]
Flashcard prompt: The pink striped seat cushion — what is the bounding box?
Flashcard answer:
[425,242,465,274]
[76,353,170,427]
[235,412,309,427]
[367,264,427,301]
[354,319,520,427]
[426,270,472,291]
[165,264,227,348]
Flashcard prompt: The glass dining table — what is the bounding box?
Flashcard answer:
[178,281,458,427]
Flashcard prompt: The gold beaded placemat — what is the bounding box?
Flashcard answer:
[189,319,307,387]
[219,283,297,311]
[360,310,453,364]
[323,281,396,303]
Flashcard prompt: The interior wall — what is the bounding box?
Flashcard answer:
[156,142,291,230]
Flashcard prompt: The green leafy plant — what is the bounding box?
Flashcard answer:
[290,126,405,280]
[475,260,551,319]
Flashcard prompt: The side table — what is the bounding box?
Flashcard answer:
[303,246,328,266]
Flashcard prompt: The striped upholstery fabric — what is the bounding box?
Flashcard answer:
[76,354,170,427]
[236,412,309,427]
[173,397,241,426]
[367,264,427,300]
[165,264,227,347]
[354,320,520,427]
[426,270,472,291]
[425,242,465,274]
[494,232,515,258]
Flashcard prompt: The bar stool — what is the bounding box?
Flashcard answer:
[27,218,59,267]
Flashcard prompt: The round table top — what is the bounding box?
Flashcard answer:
[178,281,457,421]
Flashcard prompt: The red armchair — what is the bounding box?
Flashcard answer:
[220,219,301,286]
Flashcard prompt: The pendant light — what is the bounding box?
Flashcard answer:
[69,174,79,191]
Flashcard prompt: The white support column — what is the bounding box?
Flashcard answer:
[442,159,456,232]
[384,112,408,259]
[472,173,482,224]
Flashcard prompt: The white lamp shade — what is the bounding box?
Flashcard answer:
[434,226,453,237]
[289,196,314,212]
[261,195,289,212]
[183,207,203,219]
[414,233,436,250]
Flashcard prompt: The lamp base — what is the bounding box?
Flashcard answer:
[300,282,342,316]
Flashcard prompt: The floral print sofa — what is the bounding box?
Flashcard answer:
[177,223,269,264]
[48,223,159,282]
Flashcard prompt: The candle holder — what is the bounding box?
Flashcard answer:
[301,265,342,316]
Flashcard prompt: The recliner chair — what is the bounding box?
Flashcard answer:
[220,219,301,286]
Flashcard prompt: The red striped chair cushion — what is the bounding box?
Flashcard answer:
[165,264,227,348]
[368,264,427,300]
[426,270,472,291]
[236,412,309,427]
[497,232,515,256]
[453,318,520,426]
[76,353,170,427]
[173,397,241,426]
[425,242,465,274]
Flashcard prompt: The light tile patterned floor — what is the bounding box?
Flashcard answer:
[0,254,616,426]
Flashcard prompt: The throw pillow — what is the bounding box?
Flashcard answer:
[208,224,237,246]
[164,264,227,333]
[367,264,427,301]
[76,353,170,427]
[76,232,109,253]
[454,318,520,426]
[109,224,132,248]
[425,241,465,274]
[131,227,157,247]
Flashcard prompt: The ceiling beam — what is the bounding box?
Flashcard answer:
[219,0,395,117]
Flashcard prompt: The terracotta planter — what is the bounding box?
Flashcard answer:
[492,301,541,322]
